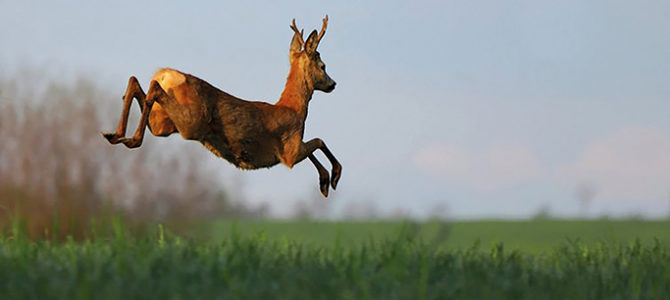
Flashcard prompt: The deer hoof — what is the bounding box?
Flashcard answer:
[331,165,342,190]
[120,137,142,149]
[320,176,329,197]
[102,132,123,144]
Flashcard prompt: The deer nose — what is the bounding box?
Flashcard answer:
[327,82,336,91]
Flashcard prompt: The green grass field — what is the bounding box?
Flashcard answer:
[2,220,670,299]
[204,219,670,253]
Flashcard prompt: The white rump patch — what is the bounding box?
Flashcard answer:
[152,68,186,91]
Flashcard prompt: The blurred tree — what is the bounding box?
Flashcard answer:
[532,203,552,220]
[293,190,333,220]
[575,182,597,218]
[341,200,379,220]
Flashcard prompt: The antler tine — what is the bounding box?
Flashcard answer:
[290,18,304,46]
[317,14,328,44]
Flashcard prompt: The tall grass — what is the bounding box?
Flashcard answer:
[1,224,668,299]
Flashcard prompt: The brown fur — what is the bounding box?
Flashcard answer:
[103,16,341,197]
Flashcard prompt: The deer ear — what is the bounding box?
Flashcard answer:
[305,30,319,53]
[290,31,303,54]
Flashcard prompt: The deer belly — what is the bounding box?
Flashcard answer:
[232,141,280,170]
[201,138,279,170]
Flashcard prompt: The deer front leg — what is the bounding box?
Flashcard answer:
[103,76,146,144]
[290,138,342,196]
[317,141,342,190]
[116,80,167,148]
[301,138,343,189]
[308,154,330,197]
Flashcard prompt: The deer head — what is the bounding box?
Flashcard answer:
[289,15,336,93]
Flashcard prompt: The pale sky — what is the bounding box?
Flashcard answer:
[2,1,670,218]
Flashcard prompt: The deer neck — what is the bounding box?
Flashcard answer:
[277,62,314,120]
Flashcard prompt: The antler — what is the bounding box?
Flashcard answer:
[290,19,304,48]
[317,15,328,44]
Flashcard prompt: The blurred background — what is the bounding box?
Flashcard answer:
[1,1,670,239]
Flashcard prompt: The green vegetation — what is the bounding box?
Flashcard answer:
[1,221,670,299]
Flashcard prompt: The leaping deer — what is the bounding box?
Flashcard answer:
[103,16,341,197]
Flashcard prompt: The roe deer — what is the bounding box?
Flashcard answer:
[103,15,341,197]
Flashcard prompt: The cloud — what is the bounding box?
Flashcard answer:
[412,143,544,190]
[560,127,670,201]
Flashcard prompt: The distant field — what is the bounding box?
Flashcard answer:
[204,219,670,253]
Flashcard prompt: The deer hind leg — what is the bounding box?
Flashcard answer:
[147,103,177,137]
[115,80,172,148]
[103,76,146,144]
[103,77,177,147]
